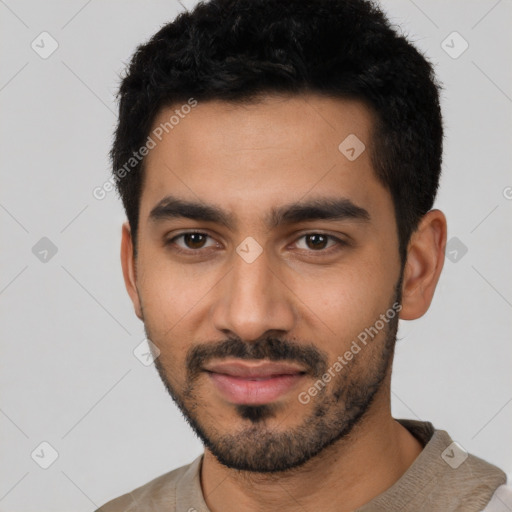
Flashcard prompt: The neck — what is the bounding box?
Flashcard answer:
[200,379,424,512]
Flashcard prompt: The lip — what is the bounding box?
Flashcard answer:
[203,360,306,378]
[204,360,307,405]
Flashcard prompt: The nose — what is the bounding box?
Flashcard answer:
[210,243,296,342]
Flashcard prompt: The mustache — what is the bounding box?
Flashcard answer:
[186,336,328,379]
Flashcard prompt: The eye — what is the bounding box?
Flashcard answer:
[166,232,217,252]
[165,231,347,256]
[294,233,346,252]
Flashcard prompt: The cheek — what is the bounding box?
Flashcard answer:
[297,254,396,349]
[137,268,197,380]
[136,251,222,346]
[138,247,194,306]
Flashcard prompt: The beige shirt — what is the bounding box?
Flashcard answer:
[96,419,509,511]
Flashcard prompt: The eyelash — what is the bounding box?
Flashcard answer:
[165,231,348,256]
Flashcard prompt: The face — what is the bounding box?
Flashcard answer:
[124,94,405,473]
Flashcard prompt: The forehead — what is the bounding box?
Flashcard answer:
[139,94,391,228]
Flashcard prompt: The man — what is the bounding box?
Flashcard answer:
[97,0,511,510]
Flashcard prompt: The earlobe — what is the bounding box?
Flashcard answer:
[399,209,447,321]
[120,222,143,320]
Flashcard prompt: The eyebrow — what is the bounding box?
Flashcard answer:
[149,194,371,230]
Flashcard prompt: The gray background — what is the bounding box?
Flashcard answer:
[1,0,511,510]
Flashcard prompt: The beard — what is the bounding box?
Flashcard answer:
[144,272,403,474]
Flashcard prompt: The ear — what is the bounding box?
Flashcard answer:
[120,222,143,320]
[399,209,447,320]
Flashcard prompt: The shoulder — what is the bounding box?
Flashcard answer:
[95,459,197,512]
[394,419,508,510]
[481,482,512,511]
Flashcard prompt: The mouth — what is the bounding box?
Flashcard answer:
[203,360,307,405]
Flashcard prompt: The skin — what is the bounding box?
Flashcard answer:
[120,94,447,511]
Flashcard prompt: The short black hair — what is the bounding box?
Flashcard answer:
[111,0,444,264]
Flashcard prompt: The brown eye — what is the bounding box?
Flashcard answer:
[295,233,342,252]
[305,234,329,250]
[166,232,217,252]
[182,233,208,249]
[297,233,343,252]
